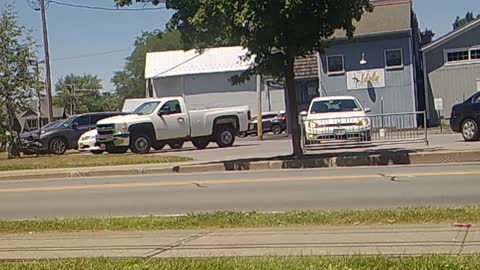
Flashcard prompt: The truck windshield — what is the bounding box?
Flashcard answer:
[310,99,362,114]
[134,102,161,115]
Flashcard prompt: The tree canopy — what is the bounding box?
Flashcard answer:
[0,4,40,158]
[453,11,480,31]
[420,28,435,47]
[54,74,116,114]
[115,0,373,157]
[112,30,183,106]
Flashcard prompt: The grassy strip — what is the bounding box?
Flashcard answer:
[1,206,479,234]
[1,256,479,270]
[0,153,191,171]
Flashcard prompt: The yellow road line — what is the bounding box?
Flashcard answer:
[1,170,480,194]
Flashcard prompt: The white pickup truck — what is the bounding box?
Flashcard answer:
[95,97,251,154]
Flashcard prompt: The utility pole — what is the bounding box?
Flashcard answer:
[35,60,42,137]
[39,0,54,122]
[256,74,263,140]
[70,84,76,115]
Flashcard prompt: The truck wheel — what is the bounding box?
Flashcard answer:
[106,144,128,154]
[215,125,236,148]
[49,137,67,155]
[130,135,152,154]
[168,140,184,150]
[192,138,210,150]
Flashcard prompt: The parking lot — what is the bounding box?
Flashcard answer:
[91,133,479,163]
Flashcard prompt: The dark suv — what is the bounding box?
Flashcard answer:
[450,92,480,141]
[21,112,128,155]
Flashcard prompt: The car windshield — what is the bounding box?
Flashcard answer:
[134,102,161,115]
[310,99,362,114]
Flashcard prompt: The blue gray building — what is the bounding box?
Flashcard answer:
[422,19,480,125]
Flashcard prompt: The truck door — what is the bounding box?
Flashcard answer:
[154,99,189,141]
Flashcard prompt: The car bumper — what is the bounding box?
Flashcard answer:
[78,139,104,152]
[450,118,461,133]
[96,132,130,147]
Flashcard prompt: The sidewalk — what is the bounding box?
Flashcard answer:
[1,224,478,259]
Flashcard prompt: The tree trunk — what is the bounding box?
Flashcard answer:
[284,56,303,158]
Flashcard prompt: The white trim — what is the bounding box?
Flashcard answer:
[385,48,404,69]
[444,47,480,65]
[326,54,345,75]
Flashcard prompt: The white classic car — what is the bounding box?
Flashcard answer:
[301,96,372,142]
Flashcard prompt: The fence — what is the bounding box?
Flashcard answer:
[300,111,428,152]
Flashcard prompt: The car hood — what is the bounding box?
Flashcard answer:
[80,129,98,137]
[97,114,151,125]
[305,111,367,122]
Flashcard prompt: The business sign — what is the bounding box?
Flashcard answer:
[347,68,386,90]
[434,98,444,111]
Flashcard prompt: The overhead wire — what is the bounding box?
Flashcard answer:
[47,0,166,11]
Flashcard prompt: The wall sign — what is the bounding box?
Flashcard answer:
[347,68,386,90]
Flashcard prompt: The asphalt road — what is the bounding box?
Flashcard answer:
[1,163,480,220]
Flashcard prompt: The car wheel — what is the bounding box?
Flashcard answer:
[106,144,128,154]
[49,137,67,155]
[272,124,282,135]
[168,140,184,150]
[192,138,210,150]
[152,143,165,151]
[90,150,104,155]
[215,125,236,148]
[462,119,480,142]
[130,135,152,154]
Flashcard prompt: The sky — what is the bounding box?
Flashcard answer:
[9,0,480,92]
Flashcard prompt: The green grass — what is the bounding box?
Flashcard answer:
[0,153,191,171]
[1,256,480,270]
[1,206,480,234]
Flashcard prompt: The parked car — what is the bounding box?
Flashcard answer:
[95,97,251,154]
[450,92,480,141]
[243,111,287,136]
[20,112,128,155]
[78,129,104,155]
[301,96,372,143]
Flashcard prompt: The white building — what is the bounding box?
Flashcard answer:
[144,46,286,113]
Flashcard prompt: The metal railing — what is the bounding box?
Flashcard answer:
[300,111,428,152]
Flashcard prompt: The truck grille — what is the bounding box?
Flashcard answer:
[97,124,114,136]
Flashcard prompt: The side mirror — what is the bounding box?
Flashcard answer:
[299,111,308,117]
[158,106,170,116]
[364,107,372,113]
[71,122,79,129]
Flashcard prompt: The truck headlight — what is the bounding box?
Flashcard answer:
[120,123,128,132]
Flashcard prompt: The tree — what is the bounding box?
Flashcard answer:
[0,5,39,159]
[115,0,373,157]
[420,28,435,47]
[112,30,183,109]
[453,11,479,31]
[54,74,110,114]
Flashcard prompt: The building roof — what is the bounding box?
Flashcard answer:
[19,100,65,119]
[335,0,412,39]
[422,18,480,52]
[145,46,253,79]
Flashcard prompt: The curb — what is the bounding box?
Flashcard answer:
[1,150,480,181]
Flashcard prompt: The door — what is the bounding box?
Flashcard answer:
[70,115,91,147]
[154,99,189,141]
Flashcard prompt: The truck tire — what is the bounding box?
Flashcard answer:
[192,138,210,150]
[215,125,236,148]
[90,150,104,155]
[168,140,184,150]
[130,134,152,154]
[106,144,128,154]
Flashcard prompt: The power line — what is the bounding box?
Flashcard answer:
[51,48,132,62]
[47,0,166,11]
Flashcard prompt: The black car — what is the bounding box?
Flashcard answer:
[244,112,287,136]
[21,112,128,155]
[450,92,480,141]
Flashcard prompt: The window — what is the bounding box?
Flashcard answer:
[385,49,403,68]
[471,49,480,60]
[74,115,90,127]
[134,102,160,115]
[447,50,469,62]
[91,115,109,125]
[310,99,362,114]
[26,119,38,130]
[161,100,182,115]
[327,55,344,74]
